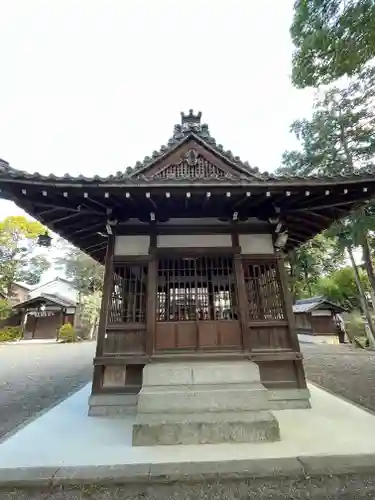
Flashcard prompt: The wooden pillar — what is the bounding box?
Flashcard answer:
[92,234,114,393]
[231,233,251,352]
[146,232,157,356]
[276,250,307,389]
[276,251,300,353]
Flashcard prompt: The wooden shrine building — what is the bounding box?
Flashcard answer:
[1,110,375,444]
[294,297,346,344]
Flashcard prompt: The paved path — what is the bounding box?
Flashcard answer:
[302,343,375,413]
[0,341,95,440]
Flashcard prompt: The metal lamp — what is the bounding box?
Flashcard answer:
[37,231,52,247]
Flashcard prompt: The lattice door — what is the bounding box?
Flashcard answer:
[155,255,242,350]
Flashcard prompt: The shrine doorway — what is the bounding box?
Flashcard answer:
[155,255,242,351]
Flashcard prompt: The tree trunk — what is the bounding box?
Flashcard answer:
[288,250,297,300]
[347,245,375,348]
[303,260,312,296]
[361,233,375,305]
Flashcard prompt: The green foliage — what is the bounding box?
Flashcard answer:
[344,311,367,341]
[0,298,12,320]
[291,0,375,87]
[280,66,375,177]
[313,265,370,309]
[281,68,375,309]
[0,326,22,342]
[58,323,77,343]
[288,232,345,298]
[79,291,101,339]
[54,241,104,295]
[54,240,104,339]
[0,216,50,295]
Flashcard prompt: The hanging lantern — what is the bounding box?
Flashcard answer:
[37,231,52,247]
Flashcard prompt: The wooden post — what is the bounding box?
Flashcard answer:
[146,232,157,356]
[276,250,300,353]
[92,234,114,393]
[231,233,251,352]
[276,250,307,389]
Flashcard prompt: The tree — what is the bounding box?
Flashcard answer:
[291,0,375,87]
[0,298,12,320]
[54,241,104,339]
[280,69,375,300]
[0,216,50,296]
[287,232,344,299]
[313,265,370,310]
[326,219,375,345]
[280,66,375,176]
[55,245,104,295]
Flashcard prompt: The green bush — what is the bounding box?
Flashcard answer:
[58,323,77,343]
[0,326,22,342]
[345,313,367,342]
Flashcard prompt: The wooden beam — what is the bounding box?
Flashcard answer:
[82,195,108,213]
[84,241,108,252]
[48,211,87,226]
[185,191,191,210]
[307,211,332,222]
[201,191,212,210]
[232,191,251,209]
[291,197,368,213]
[69,222,105,237]
[94,234,114,359]
[284,214,323,231]
[145,192,157,210]
[35,203,84,213]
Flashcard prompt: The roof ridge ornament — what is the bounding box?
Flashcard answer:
[181,109,202,126]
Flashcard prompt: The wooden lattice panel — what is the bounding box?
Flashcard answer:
[156,256,238,322]
[242,260,285,321]
[108,264,148,324]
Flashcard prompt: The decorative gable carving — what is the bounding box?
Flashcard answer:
[138,149,238,181]
[127,110,263,181]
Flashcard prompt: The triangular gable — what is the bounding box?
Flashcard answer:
[128,110,262,182]
[134,137,249,182]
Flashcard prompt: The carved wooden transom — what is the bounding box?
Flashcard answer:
[147,149,237,181]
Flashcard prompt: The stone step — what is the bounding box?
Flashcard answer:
[132,410,280,446]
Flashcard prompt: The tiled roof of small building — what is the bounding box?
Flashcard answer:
[293,296,345,313]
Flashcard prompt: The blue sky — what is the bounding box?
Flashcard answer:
[0,0,315,219]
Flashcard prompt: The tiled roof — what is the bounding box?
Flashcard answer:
[12,292,76,309]
[293,296,345,313]
[1,110,375,184]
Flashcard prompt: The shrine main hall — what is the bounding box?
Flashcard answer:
[1,110,375,446]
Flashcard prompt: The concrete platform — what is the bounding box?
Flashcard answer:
[1,382,375,486]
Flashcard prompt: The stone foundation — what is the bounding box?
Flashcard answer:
[88,394,137,417]
[132,360,282,446]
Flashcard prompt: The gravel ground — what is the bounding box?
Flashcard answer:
[3,474,375,499]
[0,341,95,440]
[302,343,375,413]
